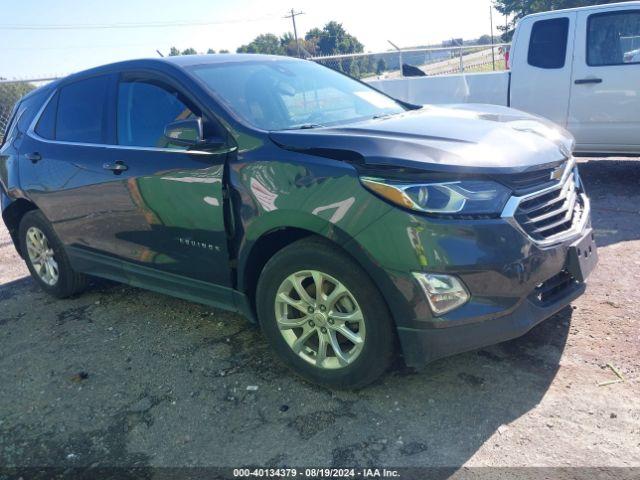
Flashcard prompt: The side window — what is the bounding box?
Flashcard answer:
[17,90,48,133]
[528,17,569,69]
[117,80,197,148]
[588,11,640,66]
[56,76,109,144]
[35,92,58,140]
[1,89,48,146]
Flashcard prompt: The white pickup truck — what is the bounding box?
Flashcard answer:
[369,1,640,156]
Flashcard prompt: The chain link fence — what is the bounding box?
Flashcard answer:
[0,44,510,142]
[0,78,60,143]
[310,43,510,80]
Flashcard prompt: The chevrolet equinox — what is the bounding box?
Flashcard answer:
[0,55,598,388]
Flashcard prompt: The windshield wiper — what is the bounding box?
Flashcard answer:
[372,113,395,120]
[285,123,325,130]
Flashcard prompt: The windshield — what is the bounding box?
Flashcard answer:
[188,59,406,131]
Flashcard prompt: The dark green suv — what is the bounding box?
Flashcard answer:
[0,54,597,388]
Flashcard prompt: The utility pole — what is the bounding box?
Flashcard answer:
[284,9,304,57]
[505,13,509,41]
[490,6,496,71]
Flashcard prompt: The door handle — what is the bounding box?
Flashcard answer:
[102,160,128,174]
[575,78,603,85]
[26,152,42,163]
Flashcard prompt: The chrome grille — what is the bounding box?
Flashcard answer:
[494,161,564,194]
[512,160,585,242]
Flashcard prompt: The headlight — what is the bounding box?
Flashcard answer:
[361,177,511,216]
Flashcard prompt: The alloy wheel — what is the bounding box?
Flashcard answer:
[25,226,59,286]
[274,270,366,369]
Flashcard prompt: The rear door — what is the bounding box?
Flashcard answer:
[1,88,51,197]
[568,6,640,153]
[24,70,233,289]
[20,74,122,275]
[510,13,577,127]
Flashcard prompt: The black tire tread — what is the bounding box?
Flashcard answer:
[256,236,395,389]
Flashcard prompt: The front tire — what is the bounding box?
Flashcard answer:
[256,237,395,389]
[19,210,88,298]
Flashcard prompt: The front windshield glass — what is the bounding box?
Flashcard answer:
[188,59,406,130]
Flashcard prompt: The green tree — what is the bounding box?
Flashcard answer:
[279,31,318,57]
[303,21,370,77]
[305,21,364,56]
[236,33,285,55]
[234,22,367,75]
[494,0,628,39]
[476,34,494,45]
[376,58,387,75]
[169,47,220,56]
[280,32,298,56]
[280,32,295,47]
[442,38,464,47]
[305,28,323,42]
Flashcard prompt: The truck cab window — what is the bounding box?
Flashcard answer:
[528,17,569,69]
[588,11,640,66]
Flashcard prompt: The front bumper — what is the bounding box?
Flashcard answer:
[350,194,595,368]
[397,271,585,366]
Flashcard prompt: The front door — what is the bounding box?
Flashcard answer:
[98,73,233,286]
[568,7,640,153]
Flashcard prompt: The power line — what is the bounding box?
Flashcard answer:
[0,42,166,51]
[0,14,279,31]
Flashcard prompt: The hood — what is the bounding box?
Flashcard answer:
[269,104,575,174]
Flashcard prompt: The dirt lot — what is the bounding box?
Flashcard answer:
[0,158,639,474]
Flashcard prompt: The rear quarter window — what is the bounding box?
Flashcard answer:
[35,92,58,140]
[528,17,570,69]
[1,88,49,147]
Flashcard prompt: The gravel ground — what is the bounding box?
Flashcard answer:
[0,157,638,472]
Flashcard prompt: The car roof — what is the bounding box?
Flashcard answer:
[58,53,304,84]
[17,54,307,121]
[162,53,298,67]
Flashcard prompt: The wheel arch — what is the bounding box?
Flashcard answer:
[1,196,39,258]
[236,216,402,331]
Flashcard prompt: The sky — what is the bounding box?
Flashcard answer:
[0,0,501,79]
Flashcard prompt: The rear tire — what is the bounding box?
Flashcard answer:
[256,237,395,389]
[19,210,88,298]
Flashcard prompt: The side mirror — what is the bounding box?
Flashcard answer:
[164,118,203,147]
